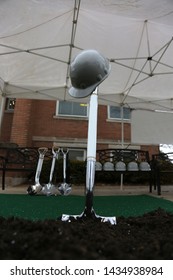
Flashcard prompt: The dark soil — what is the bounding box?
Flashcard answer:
[0,208,173,260]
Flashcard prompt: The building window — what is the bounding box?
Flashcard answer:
[68,149,86,161]
[57,101,88,117]
[5,98,16,111]
[108,105,131,121]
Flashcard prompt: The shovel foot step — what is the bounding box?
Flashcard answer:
[58,208,116,225]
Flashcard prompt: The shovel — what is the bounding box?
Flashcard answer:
[58,148,72,195]
[42,146,60,196]
[59,89,116,224]
[27,147,48,195]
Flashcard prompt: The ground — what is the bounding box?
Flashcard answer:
[0,208,173,260]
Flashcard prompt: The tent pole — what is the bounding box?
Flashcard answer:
[120,105,124,190]
[0,96,5,137]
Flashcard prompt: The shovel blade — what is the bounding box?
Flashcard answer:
[58,183,72,195]
[27,184,42,195]
[42,184,59,196]
[58,209,116,225]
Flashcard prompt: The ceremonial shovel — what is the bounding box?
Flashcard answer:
[42,146,60,196]
[59,89,116,224]
[27,147,48,195]
[58,148,72,195]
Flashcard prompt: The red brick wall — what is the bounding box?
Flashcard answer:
[30,100,130,145]
[141,145,159,159]
[97,105,131,141]
[0,111,14,142]
[31,100,88,139]
[10,99,34,146]
[1,99,158,158]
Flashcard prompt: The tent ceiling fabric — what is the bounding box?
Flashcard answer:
[0,0,173,111]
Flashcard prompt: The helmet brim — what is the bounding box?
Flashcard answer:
[69,67,110,98]
[69,83,98,98]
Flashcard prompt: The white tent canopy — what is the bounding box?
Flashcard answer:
[0,0,173,111]
[1,0,173,145]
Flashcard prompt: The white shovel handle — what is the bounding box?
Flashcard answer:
[61,148,69,183]
[35,147,48,184]
[49,146,60,183]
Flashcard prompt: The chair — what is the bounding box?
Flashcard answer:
[95,161,102,171]
[115,161,126,171]
[127,161,139,171]
[139,161,151,171]
[103,162,114,171]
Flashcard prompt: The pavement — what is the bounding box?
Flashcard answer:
[1,183,173,202]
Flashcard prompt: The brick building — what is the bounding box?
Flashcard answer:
[0,98,159,161]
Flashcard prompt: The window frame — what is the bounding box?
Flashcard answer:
[68,148,86,161]
[5,98,16,111]
[56,100,88,118]
[108,105,131,122]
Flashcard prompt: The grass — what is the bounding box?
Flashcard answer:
[0,194,173,221]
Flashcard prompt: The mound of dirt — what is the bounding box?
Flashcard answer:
[0,208,173,260]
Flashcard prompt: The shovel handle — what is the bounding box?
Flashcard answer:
[49,146,60,183]
[61,148,69,182]
[60,148,69,155]
[52,145,60,157]
[35,147,48,183]
[38,147,48,158]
